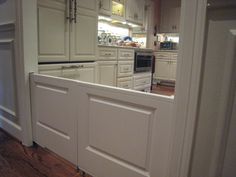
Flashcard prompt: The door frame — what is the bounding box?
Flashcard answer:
[169,0,208,177]
[170,1,236,177]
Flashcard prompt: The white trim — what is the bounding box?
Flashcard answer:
[169,0,208,177]
[0,115,22,140]
[0,105,16,117]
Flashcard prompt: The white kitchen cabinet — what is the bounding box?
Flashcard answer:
[117,60,134,78]
[39,62,97,83]
[99,0,112,16]
[126,0,145,25]
[133,72,152,92]
[37,0,69,62]
[154,52,177,81]
[118,48,134,60]
[70,0,98,61]
[159,0,181,33]
[97,61,117,86]
[98,47,118,60]
[117,76,133,89]
[38,0,98,63]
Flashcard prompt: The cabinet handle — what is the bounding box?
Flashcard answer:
[67,0,73,23]
[74,0,77,23]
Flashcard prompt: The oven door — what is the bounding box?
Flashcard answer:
[134,53,153,73]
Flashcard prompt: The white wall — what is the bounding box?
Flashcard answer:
[0,0,38,145]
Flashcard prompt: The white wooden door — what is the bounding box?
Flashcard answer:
[77,84,173,177]
[31,73,174,177]
[97,61,117,86]
[70,0,97,61]
[37,0,69,62]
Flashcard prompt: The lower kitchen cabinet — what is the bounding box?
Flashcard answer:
[133,72,152,92]
[154,52,177,81]
[39,62,97,83]
[97,61,117,87]
[117,77,133,89]
[117,60,134,78]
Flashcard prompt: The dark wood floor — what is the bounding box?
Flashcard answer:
[151,84,175,96]
[0,129,88,177]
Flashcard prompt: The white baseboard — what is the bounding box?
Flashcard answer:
[0,115,22,141]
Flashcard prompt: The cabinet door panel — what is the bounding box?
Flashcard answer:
[78,0,97,12]
[99,0,112,16]
[98,62,117,86]
[170,61,177,80]
[78,68,96,83]
[155,60,170,80]
[38,0,69,62]
[70,12,97,61]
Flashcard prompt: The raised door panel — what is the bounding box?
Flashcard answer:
[136,0,144,24]
[77,0,97,12]
[77,67,96,83]
[77,86,159,177]
[125,0,135,22]
[99,0,112,16]
[155,60,170,80]
[98,62,117,86]
[70,11,97,61]
[38,0,69,62]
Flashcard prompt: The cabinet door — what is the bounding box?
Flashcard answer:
[70,0,98,61]
[170,60,177,80]
[99,0,112,16]
[136,0,144,24]
[78,67,96,83]
[98,61,117,86]
[155,60,170,80]
[125,0,135,22]
[38,0,69,62]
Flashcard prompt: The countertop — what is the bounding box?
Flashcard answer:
[98,44,154,51]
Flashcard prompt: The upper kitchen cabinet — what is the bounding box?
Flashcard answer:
[111,0,125,20]
[99,0,112,16]
[70,0,98,61]
[38,0,69,62]
[38,0,98,63]
[159,0,181,33]
[126,0,145,25]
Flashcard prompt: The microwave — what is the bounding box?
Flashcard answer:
[134,51,153,73]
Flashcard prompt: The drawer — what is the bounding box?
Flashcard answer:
[117,77,133,89]
[117,61,134,77]
[134,77,151,87]
[39,70,61,77]
[98,47,117,60]
[171,53,178,60]
[118,49,134,60]
[155,52,171,59]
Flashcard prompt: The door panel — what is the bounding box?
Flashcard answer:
[38,0,69,62]
[70,12,97,61]
[155,60,170,80]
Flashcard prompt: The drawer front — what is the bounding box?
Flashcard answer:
[98,47,117,60]
[118,61,134,77]
[117,77,133,89]
[155,52,171,59]
[118,49,134,60]
[171,53,178,60]
[134,77,151,87]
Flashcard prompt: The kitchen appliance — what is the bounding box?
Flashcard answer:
[160,41,177,50]
[134,49,153,73]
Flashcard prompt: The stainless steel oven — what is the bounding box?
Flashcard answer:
[134,50,153,73]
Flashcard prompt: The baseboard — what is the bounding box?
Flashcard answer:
[0,115,22,141]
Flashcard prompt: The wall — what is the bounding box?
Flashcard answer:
[0,0,38,145]
[0,0,22,139]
